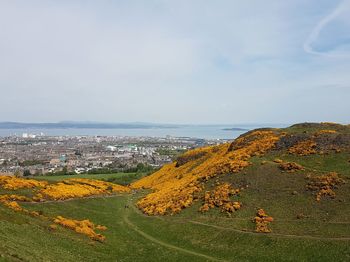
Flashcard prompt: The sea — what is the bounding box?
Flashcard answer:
[0,124,289,140]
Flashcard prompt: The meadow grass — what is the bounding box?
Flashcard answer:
[0,188,348,262]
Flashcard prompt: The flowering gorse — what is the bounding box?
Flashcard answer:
[132,131,280,215]
[53,216,107,242]
[0,175,47,190]
[34,178,130,201]
[254,209,274,233]
[199,183,241,213]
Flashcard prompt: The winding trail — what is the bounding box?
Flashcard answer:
[123,199,228,262]
[126,196,350,242]
[189,220,350,241]
[266,159,332,174]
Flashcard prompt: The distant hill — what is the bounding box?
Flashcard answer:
[0,121,178,129]
[222,127,249,131]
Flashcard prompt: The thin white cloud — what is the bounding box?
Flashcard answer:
[303,0,350,57]
[0,1,349,124]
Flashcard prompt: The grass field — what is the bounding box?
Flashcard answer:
[0,192,349,262]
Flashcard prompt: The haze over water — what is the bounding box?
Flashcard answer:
[0,124,288,140]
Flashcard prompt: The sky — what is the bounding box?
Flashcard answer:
[0,0,350,124]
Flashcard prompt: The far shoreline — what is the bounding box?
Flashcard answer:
[222,127,249,131]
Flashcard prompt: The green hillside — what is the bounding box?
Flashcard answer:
[1,123,350,261]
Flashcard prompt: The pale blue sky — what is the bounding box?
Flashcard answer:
[0,0,349,124]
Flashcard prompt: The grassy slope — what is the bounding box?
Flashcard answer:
[1,123,350,261]
[177,152,350,237]
[0,196,196,262]
[1,194,349,262]
[172,124,350,239]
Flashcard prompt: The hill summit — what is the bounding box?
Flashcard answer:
[131,122,350,217]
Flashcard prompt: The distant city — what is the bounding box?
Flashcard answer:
[0,132,227,176]
[0,122,289,176]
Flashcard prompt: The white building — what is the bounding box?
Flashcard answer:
[106,145,117,151]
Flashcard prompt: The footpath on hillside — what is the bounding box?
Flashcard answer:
[123,197,227,262]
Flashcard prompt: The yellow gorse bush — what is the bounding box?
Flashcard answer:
[1,200,23,211]
[0,194,109,242]
[0,194,32,212]
[0,175,48,190]
[0,194,31,202]
[279,161,304,172]
[199,183,241,213]
[254,209,274,233]
[306,172,345,201]
[0,195,44,219]
[314,129,337,136]
[132,130,280,215]
[34,178,130,201]
[1,200,109,242]
[288,140,317,156]
[0,178,118,242]
[53,216,107,242]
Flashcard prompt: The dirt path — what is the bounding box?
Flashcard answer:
[189,220,350,241]
[266,159,336,174]
[123,199,228,262]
